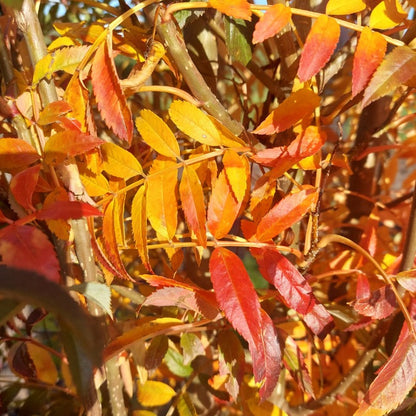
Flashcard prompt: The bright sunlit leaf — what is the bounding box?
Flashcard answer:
[0,139,40,172]
[137,380,176,407]
[223,150,250,203]
[10,165,40,212]
[369,0,407,30]
[209,0,251,20]
[253,4,291,44]
[297,15,340,82]
[326,0,366,15]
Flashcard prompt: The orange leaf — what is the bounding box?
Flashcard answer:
[352,28,387,97]
[326,0,366,15]
[297,15,340,82]
[253,4,291,44]
[91,40,133,144]
[135,109,180,158]
[207,170,242,239]
[101,142,143,179]
[0,139,40,172]
[10,165,40,211]
[0,225,60,283]
[255,187,318,242]
[44,130,103,164]
[253,89,320,135]
[209,0,251,20]
[146,157,178,240]
[179,166,207,247]
[37,101,71,125]
[223,150,250,203]
[43,187,70,240]
[131,184,151,271]
[362,46,416,108]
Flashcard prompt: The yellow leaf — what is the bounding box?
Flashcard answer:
[247,397,288,416]
[177,393,197,416]
[223,150,250,203]
[137,380,176,407]
[101,142,142,179]
[33,54,53,84]
[80,172,110,197]
[207,115,246,147]
[146,157,178,240]
[135,110,180,158]
[169,101,222,146]
[369,0,407,30]
[326,0,366,15]
[26,342,58,385]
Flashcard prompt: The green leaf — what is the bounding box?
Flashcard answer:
[224,16,252,65]
[0,0,23,9]
[164,348,193,377]
[0,299,22,327]
[70,282,112,318]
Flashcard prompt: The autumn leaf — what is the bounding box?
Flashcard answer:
[101,142,143,180]
[253,89,320,135]
[135,109,180,158]
[252,247,334,338]
[137,380,176,407]
[297,15,340,82]
[37,101,72,125]
[209,0,251,21]
[369,0,407,30]
[223,150,250,203]
[396,269,416,292]
[207,169,242,239]
[255,186,318,242]
[0,139,40,172]
[91,40,133,144]
[362,46,416,108]
[36,201,102,220]
[44,131,103,164]
[209,248,280,398]
[169,100,222,146]
[179,166,207,247]
[354,334,416,416]
[10,165,40,211]
[326,0,366,15]
[353,285,397,319]
[131,184,151,271]
[0,225,60,283]
[146,157,178,240]
[253,4,292,44]
[352,28,387,97]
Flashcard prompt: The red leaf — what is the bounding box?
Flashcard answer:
[255,187,318,242]
[297,15,340,82]
[353,285,397,319]
[209,247,280,398]
[37,100,72,125]
[0,139,40,172]
[396,269,416,292]
[252,247,334,338]
[352,27,387,97]
[355,334,416,416]
[253,4,291,44]
[0,225,60,283]
[252,126,325,167]
[253,89,320,135]
[44,130,104,164]
[91,40,133,144]
[36,201,102,220]
[10,165,41,211]
[209,0,251,20]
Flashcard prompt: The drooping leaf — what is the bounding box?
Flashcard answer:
[253,4,292,44]
[207,169,242,239]
[352,28,387,97]
[145,335,169,371]
[179,166,207,247]
[255,187,318,242]
[326,0,366,15]
[353,285,397,319]
[369,0,407,30]
[253,89,320,135]
[26,342,59,384]
[10,165,40,211]
[223,150,250,203]
[209,247,280,398]
[165,347,193,377]
[362,46,416,108]
[209,0,251,20]
[396,269,416,292]
[132,184,151,271]
[44,130,103,164]
[180,333,205,365]
[252,125,325,167]
[91,40,133,144]
[69,282,112,318]
[0,139,40,172]
[137,380,176,407]
[169,100,222,146]
[36,200,102,220]
[0,225,60,284]
[224,17,252,65]
[354,334,416,416]
[177,393,197,416]
[146,157,178,240]
[135,109,180,158]
[297,15,340,82]
[252,247,334,338]
[37,101,72,125]
[101,142,143,179]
